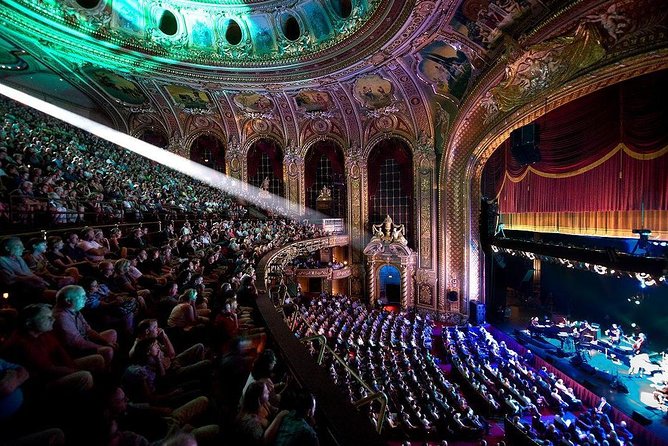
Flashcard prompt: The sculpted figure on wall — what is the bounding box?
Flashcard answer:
[372,215,408,246]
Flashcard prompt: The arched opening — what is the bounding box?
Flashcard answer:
[225,20,243,45]
[378,264,401,305]
[75,0,100,9]
[367,138,414,247]
[137,129,168,149]
[480,69,668,349]
[330,0,353,19]
[282,15,301,41]
[158,10,178,36]
[305,140,346,218]
[247,138,284,198]
[190,134,226,173]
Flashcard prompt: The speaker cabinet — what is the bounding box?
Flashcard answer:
[510,123,541,165]
[631,411,651,426]
[469,302,486,325]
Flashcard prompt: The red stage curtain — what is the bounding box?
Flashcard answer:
[488,70,668,215]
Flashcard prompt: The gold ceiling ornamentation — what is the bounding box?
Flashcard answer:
[491,23,606,112]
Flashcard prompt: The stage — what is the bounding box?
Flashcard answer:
[493,303,668,443]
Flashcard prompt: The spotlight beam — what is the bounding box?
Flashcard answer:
[0,82,325,223]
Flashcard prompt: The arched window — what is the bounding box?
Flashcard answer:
[138,129,168,149]
[305,141,346,217]
[247,139,284,197]
[367,138,413,245]
[190,134,226,172]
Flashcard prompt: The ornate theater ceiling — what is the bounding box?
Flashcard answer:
[0,0,580,141]
[1,0,667,308]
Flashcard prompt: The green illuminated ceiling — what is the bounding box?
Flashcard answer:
[0,0,400,82]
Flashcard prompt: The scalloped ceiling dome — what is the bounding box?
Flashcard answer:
[0,0,410,84]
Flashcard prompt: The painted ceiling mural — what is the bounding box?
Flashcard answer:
[85,68,148,106]
[0,0,665,155]
[417,40,472,100]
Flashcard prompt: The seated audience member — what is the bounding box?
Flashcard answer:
[271,389,319,446]
[0,358,28,421]
[23,238,75,288]
[61,233,88,263]
[0,358,65,444]
[52,285,118,367]
[235,380,288,446]
[77,228,108,263]
[106,386,218,445]
[167,288,208,336]
[0,237,51,305]
[121,227,147,251]
[595,396,611,415]
[123,337,203,407]
[615,420,633,442]
[242,348,286,408]
[131,318,211,381]
[4,303,96,392]
[107,228,123,257]
[79,275,135,335]
[113,258,150,301]
[44,236,85,278]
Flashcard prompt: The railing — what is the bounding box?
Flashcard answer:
[252,291,385,446]
[3,195,226,234]
[257,234,350,290]
[287,265,352,279]
[298,331,388,434]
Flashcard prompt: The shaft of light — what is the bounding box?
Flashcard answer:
[0,82,324,222]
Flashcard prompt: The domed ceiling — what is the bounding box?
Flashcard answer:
[1,0,663,156]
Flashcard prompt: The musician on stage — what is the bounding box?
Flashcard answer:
[604,323,623,346]
[632,333,647,355]
[652,381,668,407]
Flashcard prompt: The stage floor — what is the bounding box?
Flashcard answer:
[493,303,668,442]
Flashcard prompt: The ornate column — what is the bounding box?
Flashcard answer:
[284,144,304,215]
[346,143,367,299]
[167,136,188,158]
[225,136,243,182]
[414,132,438,310]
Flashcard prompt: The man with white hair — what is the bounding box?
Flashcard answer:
[52,285,117,368]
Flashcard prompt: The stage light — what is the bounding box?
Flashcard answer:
[640,281,646,289]
[631,323,637,328]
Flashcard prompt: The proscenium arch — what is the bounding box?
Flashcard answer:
[188,132,227,173]
[246,136,286,198]
[437,50,668,316]
[304,139,346,218]
[366,137,414,247]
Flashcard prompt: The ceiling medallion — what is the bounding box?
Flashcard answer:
[252,118,270,134]
[312,118,331,134]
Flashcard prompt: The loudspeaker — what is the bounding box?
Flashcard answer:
[611,380,629,394]
[469,302,486,325]
[631,411,652,426]
[510,123,541,165]
[447,291,458,302]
